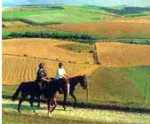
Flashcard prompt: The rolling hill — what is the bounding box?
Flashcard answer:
[2,38,150,107]
[95,42,150,67]
[3,5,150,41]
[2,4,150,112]
[2,38,97,84]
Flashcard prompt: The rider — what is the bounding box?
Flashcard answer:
[36,63,49,89]
[55,62,70,95]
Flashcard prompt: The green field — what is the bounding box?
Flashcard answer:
[57,43,94,53]
[3,5,150,43]
[89,66,150,107]
[3,6,114,24]
[3,5,150,24]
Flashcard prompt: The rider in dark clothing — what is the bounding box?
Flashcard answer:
[36,63,49,89]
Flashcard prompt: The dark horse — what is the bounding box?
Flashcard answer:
[12,81,42,112]
[12,75,88,113]
[60,75,88,110]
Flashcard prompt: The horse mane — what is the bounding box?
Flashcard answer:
[69,75,83,80]
[22,80,35,84]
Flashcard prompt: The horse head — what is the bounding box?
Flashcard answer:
[79,75,88,89]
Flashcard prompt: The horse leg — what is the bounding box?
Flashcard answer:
[63,92,67,111]
[50,96,57,113]
[29,96,36,113]
[37,96,41,108]
[47,99,51,116]
[18,98,23,113]
[18,94,25,113]
[70,92,77,107]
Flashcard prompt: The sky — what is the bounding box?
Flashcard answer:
[3,0,150,7]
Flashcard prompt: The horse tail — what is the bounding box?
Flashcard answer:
[12,83,23,101]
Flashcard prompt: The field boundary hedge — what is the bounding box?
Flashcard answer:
[3,31,97,43]
[3,31,150,45]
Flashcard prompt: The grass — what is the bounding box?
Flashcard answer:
[3,99,150,124]
[116,66,150,100]
[3,111,101,124]
[2,6,114,24]
[88,66,150,107]
[115,38,150,45]
[3,5,150,24]
[57,43,94,53]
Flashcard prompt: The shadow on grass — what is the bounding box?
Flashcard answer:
[3,103,33,111]
[3,95,150,114]
[3,102,72,112]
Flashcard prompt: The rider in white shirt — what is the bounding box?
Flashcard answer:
[56,66,66,79]
[55,63,70,95]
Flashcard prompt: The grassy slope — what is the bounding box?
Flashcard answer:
[89,66,150,106]
[119,67,150,100]
[3,6,150,23]
[2,6,114,24]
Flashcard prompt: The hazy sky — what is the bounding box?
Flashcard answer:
[3,0,150,7]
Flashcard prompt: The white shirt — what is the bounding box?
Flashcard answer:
[55,67,66,79]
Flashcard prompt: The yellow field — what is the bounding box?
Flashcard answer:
[3,38,93,64]
[4,18,150,39]
[3,21,30,27]
[46,18,150,38]
[3,38,150,84]
[96,42,150,67]
[2,38,97,84]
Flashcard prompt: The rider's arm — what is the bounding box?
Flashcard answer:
[63,68,69,78]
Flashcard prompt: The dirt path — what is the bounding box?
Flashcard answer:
[2,99,150,124]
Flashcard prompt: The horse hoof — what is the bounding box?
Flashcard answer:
[48,113,52,117]
[18,110,21,113]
